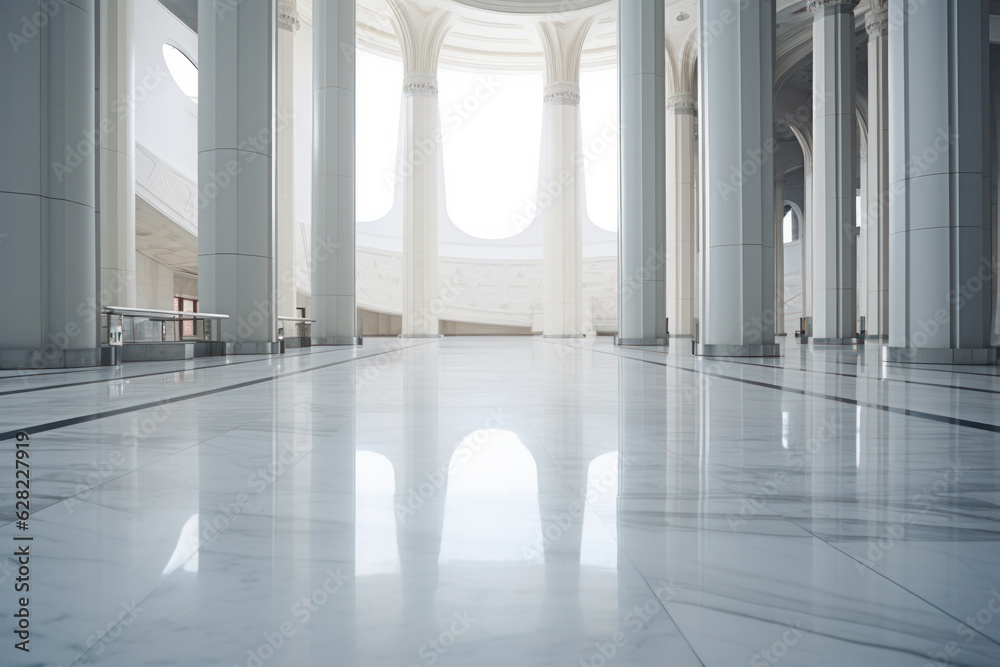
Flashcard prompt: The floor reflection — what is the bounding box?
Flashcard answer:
[5,338,1000,666]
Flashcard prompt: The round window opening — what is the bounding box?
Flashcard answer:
[163,43,198,103]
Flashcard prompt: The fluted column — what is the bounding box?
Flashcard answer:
[276,0,299,321]
[886,0,995,364]
[864,3,889,339]
[198,0,277,353]
[312,0,357,344]
[538,17,593,338]
[618,0,667,346]
[99,0,136,308]
[389,0,452,338]
[0,0,99,369]
[666,92,698,338]
[697,0,778,357]
[810,0,858,344]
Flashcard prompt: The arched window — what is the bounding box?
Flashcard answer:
[440,69,544,239]
[356,50,403,222]
[580,67,619,232]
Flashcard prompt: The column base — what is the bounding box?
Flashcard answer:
[695,343,781,358]
[811,337,860,345]
[0,348,102,370]
[312,337,362,346]
[398,334,444,339]
[543,334,585,339]
[882,347,998,365]
[617,337,669,346]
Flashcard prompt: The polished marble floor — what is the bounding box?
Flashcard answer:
[2,336,1000,666]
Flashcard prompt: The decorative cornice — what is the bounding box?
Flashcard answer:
[544,81,580,105]
[667,93,697,115]
[278,0,301,32]
[865,9,888,37]
[807,0,858,15]
[403,72,438,97]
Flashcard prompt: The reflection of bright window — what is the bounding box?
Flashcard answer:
[356,50,403,222]
[440,69,543,239]
[162,43,198,103]
[439,430,540,562]
[580,452,618,570]
[356,451,400,575]
[580,67,619,232]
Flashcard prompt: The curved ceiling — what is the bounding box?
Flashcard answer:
[447,0,611,13]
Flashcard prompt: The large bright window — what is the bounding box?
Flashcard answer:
[440,68,543,239]
[580,67,618,232]
[356,50,403,222]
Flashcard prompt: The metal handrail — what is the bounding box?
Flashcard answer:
[102,306,229,321]
[101,307,230,348]
[277,316,316,323]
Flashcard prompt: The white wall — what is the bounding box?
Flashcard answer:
[136,251,175,310]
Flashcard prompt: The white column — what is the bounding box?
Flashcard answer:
[886,0,995,364]
[618,0,667,346]
[775,178,785,335]
[666,92,698,338]
[800,154,814,328]
[312,0,357,345]
[697,0,778,357]
[99,0,136,308]
[389,0,452,338]
[276,0,299,321]
[810,0,857,344]
[538,17,593,338]
[0,0,99,369]
[198,0,276,354]
[865,3,889,339]
[991,46,1000,344]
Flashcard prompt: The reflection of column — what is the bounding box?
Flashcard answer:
[99,0,136,308]
[313,370,356,665]
[395,362,444,640]
[865,3,889,339]
[389,0,452,338]
[198,0,277,353]
[810,0,857,344]
[276,1,299,319]
[0,1,99,368]
[538,17,593,338]
[886,0,995,364]
[618,0,667,346]
[774,179,785,335]
[312,0,357,345]
[666,92,698,338]
[697,0,778,357]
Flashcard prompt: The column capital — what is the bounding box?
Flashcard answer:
[388,0,453,80]
[865,9,888,37]
[807,0,859,15]
[537,16,595,88]
[544,81,580,105]
[278,0,301,32]
[667,92,697,115]
[403,72,439,97]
